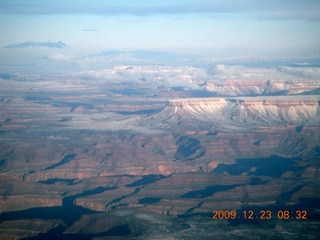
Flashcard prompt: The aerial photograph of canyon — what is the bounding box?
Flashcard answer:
[0,1,319,239]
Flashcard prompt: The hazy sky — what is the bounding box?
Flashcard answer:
[0,0,320,68]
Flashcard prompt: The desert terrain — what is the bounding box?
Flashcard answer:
[0,65,319,239]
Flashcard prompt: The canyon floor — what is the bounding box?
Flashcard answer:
[0,65,319,239]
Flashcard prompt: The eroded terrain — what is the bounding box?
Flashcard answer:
[0,65,319,239]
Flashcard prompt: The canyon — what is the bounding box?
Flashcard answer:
[0,65,319,239]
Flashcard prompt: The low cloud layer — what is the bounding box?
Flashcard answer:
[206,64,320,82]
[78,50,198,68]
[278,66,320,80]
[206,65,250,81]
[75,65,207,90]
[4,41,69,49]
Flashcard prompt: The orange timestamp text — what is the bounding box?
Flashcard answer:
[212,210,307,220]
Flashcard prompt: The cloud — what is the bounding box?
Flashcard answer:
[78,50,199,67]
[0,0,319,20]
[277,66,320,79]
[4,41,69,49]
[74,65,205,90]
[46,53,74,62]
[206,64,247,81]
[206,64,320,83]
[82,29,98,32]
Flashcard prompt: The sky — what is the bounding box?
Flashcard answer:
[0,0,320,70]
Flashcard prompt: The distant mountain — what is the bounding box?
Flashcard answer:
[91,50,199,65]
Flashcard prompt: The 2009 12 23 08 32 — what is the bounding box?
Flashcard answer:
[212,210,307,220]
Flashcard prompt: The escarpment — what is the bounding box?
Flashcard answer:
[145,96,319,130]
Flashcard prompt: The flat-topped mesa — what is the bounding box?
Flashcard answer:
[218,80,269,86]
[166,96,319,108]
[256,100,318,107]
[166,98,226,108]
[229,97,320,107]
[149,96,320,129]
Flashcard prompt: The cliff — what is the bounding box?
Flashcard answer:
[147,96,319,130]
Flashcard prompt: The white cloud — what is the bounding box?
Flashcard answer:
[277,66,320,79]
[75,65,206,89]
[47,53,74,62]
[206,64,247,81]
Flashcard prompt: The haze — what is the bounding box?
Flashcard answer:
[1,0,320,69]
